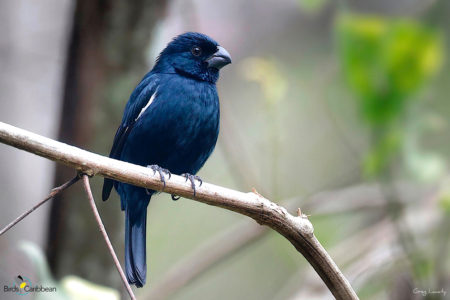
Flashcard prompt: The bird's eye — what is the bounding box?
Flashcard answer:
[191,46,202,57]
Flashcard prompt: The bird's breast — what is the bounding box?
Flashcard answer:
[125,77,220,174]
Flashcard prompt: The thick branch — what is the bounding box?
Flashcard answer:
[0,121,358,300]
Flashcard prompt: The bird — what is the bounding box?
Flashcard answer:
[101,32,231,287]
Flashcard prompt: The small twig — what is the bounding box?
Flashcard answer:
[0,175,80,236]
[81,174,136,300]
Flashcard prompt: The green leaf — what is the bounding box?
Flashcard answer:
[363,128,402,177]
[336,13,443,124]
[439,193,450,214]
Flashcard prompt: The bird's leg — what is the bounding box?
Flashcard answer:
[181,173,203,197]
[147,165,171,191]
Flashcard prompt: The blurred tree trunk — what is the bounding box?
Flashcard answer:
[46,0,168,290]
[0,1,72,295]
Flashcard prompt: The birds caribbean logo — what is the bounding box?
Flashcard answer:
[14,275,32,295]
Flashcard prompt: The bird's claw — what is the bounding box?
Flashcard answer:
[171,194,180,201]
[181,173,202,197]
[147,165,171,190]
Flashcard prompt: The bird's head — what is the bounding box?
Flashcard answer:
[154,32,232,83]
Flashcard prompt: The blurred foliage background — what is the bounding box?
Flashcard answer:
[1,0,450,299]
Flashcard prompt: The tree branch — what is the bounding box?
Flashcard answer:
[0,175,80,236]
[147,184,388,299]
[81,174,136,300]
[0,121,358,300]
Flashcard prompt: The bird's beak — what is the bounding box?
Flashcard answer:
[205,46,232,70]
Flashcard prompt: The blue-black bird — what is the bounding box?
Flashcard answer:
[102,32,231,287]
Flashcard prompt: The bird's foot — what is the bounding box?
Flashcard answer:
[181,173,203,197]
[147,165,171,191]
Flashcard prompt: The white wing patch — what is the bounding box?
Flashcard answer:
[135,88,158,121]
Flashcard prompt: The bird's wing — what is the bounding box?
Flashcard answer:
[102,73,160,201]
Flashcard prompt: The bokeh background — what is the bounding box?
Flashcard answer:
[1,0,450,299]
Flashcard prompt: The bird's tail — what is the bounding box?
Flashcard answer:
[102,178,114,201]
[125,198,149,287]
